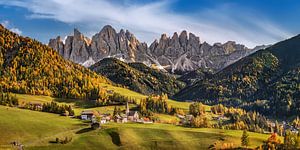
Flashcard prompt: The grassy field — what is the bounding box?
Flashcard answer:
[14,93,191,113]
[0,105,86,149]
[100,83,148,100]
[13,93,222,125]
[0,105,277,150]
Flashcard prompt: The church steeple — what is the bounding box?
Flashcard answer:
[126,101,129,115]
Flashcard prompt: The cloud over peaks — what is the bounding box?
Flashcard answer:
[0,0,293,48]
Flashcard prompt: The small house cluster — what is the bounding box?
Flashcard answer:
[80,102,152,125]
[80,110,111,124]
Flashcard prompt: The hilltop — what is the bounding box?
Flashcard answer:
[90,58,185,96]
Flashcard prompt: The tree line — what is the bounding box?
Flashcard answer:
[95,90,136,106]
[0,92,18,107]
[139,94,184,117]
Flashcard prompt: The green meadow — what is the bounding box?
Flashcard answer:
[0,104,276,150]
[14,93,191,114]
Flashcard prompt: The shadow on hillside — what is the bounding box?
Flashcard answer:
[108,131,122,146]
[76,128,93,134]
[49,140,58,144]
[73,122,90,127]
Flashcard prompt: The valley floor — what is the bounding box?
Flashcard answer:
[0,104,274,150]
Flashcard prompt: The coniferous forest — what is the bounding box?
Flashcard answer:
[0,25,110,100]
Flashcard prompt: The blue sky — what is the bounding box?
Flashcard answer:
[0,0,299,48]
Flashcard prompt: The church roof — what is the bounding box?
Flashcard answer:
[128,111,138,116]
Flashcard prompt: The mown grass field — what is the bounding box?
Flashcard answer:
[0,105,277,150]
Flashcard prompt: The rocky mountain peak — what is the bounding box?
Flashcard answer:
[69,28,90,63]
[172,32,179,39]
[179,30,188,38]
[74,28,82,37]
[189,33,198,40]
[49,36,64,56]
[101,25,116,33]
[179,30,188,47]
[119,29,125,35]
[99,25,117,40]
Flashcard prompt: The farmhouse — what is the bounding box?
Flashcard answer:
[81,110,99,121]
[27,102,43,110]
[178,114,194,125]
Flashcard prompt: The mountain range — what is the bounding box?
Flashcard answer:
[49,25,267,73]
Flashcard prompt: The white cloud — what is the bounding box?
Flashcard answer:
[0,0,293,48]
[10,28,22,35]
[1,20,22,35]
[1,20,9,27]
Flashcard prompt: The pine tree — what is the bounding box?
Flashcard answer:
[113,106,117,117]
[241,130,250,147]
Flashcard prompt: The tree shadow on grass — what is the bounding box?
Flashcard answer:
[108,131,122,146]
[76,128,93,134]
[49,141,58,144]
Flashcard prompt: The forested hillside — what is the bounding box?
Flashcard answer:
[178,68,213,86]
[174,35,300,117]
[90,58,185,96]
[0,25,111,100]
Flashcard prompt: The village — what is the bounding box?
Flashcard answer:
[79,101,300,137]
[16,97,300,136]
[80,102,154,129]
